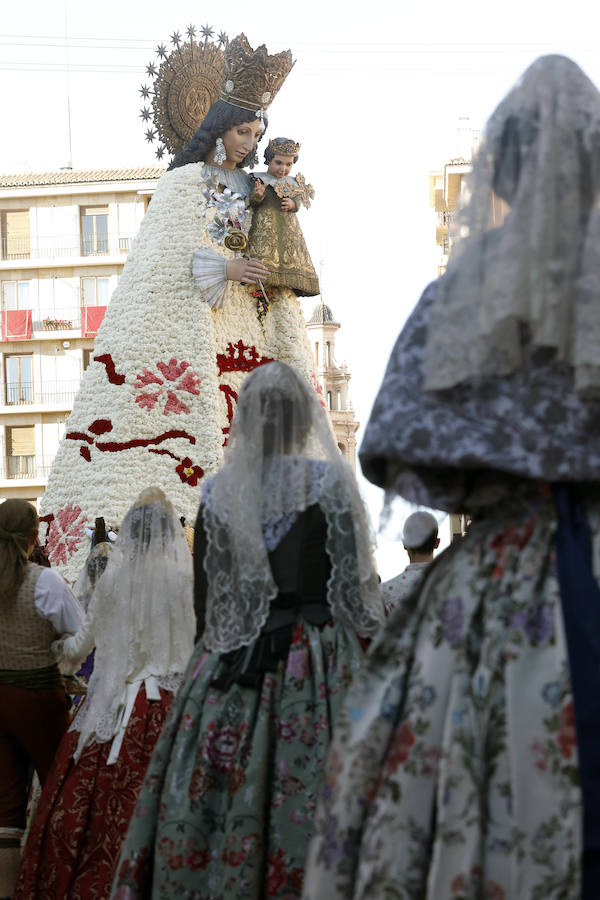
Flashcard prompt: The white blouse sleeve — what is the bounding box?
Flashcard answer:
[54,612,96,671]
[34,568,85,634]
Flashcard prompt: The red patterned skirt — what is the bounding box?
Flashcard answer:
[14,682,173,900]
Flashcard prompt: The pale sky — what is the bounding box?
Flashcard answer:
[2,0,600,577]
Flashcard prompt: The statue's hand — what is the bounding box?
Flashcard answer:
[226,257,270,284]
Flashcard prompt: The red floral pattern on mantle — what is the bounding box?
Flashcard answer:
[176,457,204,486]
[46,503,86,565]
[217,341,273,376]
[219,385,238,447]
[39,513,55,549]
[65,418,203,487]
[66,421,197,456]
[94,353,126,385]
[217,342,274,446]
[134,358,201,415]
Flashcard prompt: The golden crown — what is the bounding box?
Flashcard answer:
[267,138,300,157]
[220,35,295,123]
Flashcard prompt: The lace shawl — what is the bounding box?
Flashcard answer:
[199,362,384,652]
[424,55,600,399]
[63,488,195,759]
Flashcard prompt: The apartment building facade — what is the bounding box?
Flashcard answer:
[0,167,164,504]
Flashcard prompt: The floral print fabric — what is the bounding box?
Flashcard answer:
[302,490,599,899]
[113,620,362,899]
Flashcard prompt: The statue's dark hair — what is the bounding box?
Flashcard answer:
[264,137,299,165]
[169,100,268,171]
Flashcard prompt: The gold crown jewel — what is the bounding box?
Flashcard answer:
[268,138,300,157]
[139,24,228,159]
[220,35,295,131]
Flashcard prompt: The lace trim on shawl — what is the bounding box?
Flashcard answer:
[201,459,383,652]
[203,457,327,552]
[424,55,600,399]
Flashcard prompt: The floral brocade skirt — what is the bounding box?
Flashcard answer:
[15,684,173,900]
[302,493,600,900]
[112,620,363,899]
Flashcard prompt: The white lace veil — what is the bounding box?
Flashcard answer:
[424,55,600,399]
[72,486,195,756]
[201,362,384,652]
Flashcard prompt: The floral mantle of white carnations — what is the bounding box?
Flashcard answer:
[40,161,316,584]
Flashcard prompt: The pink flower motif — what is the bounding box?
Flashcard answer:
[46,503,86,565]
[177,370,202,395]
[164,390,191,416]
[204,723,245,774]
[241,833,261,854]
[157,358,190,381]
[279,720,297,742]
[134,358,201,415]
[136,391,161,410]
[287,648,309,680]
[134,369,163,388]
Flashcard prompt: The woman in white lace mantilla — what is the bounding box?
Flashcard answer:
[113,362,384,899]
[15,487,195,900]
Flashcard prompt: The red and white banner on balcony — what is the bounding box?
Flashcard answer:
[81,306,107,338]
[1,309,32,341]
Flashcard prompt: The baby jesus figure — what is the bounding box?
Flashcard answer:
[247,137,320,297]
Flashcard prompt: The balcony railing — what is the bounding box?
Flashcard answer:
[0,455,54,480]
[1,233,133,261]
[2,380,80,406]
[32,307,82,332]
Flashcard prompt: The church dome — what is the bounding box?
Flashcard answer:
[309,301,338,324]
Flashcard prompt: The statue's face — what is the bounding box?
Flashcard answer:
[221,119,262,167]
[267,154,294,179]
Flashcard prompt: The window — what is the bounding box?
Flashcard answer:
[81,206,108,255]
[6,425,35,477]
[326,341,331,368]
[0,209,30,260]
[314,342,319,366]
[81,276,109,306]
[82,348,92,371]
[327,391,332,410]
[2,280,31,310]
[5,354,33,404]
